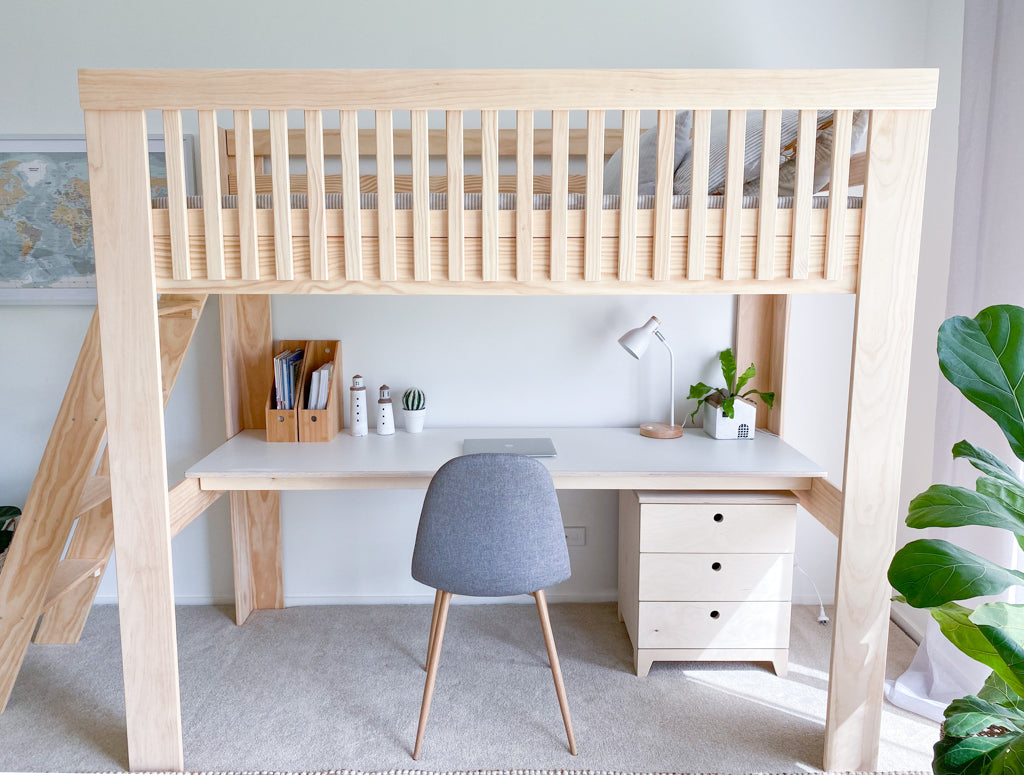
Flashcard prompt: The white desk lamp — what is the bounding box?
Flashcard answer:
[618,315,682,439]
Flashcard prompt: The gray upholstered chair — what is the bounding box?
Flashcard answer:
[410,453,577,759]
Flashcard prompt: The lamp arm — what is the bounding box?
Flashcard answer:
[654,330,675,428]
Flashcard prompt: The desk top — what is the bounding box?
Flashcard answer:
[187,427,827,491]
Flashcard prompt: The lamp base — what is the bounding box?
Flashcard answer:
[639,422,683,439]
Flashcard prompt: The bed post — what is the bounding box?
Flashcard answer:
[824,108,931,771]
[220,295,283,623]
[85,109,184,771]
[734,295,790,435]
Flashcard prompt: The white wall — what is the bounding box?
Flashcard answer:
[0,0,963,610]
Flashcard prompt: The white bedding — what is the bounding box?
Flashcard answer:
[153,192,863,211]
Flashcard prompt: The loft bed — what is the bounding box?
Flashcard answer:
[0,69,936,772]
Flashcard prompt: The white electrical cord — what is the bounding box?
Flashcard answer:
[795,560,830,624]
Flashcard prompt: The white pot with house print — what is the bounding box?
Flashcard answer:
[687,348,775,441]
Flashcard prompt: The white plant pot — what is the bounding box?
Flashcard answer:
[404,408,427,433]
[702,397,757,440]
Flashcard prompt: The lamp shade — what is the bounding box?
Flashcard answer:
[618,316,661,359]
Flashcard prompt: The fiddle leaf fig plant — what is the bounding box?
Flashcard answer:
[888,304,1024,775]
[687,347,775,422]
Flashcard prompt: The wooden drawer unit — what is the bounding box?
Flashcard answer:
[619,490,797,677]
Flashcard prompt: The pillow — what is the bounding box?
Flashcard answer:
[603,110,693,196]
[674,109,868,197]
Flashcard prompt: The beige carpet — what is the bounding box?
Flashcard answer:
[63,771,933,775]
[1,604,937,773]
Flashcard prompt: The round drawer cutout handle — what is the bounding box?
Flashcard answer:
[711,561,722,571]
[713,513,724,523]
[710,610,720,619]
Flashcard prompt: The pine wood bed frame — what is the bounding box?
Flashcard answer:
[2,69,937,771]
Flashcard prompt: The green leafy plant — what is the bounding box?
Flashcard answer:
[402,387,426,411]
[888,304,1024,775]
[0,506,21,555]
[687,347,775,423]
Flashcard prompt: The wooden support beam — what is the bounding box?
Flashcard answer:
[797,477,842,537]
[169,479,224,537]
[220,295,283,624]
[86,108,183,771]
[224,126,626,159]
[734,295,790,434]
[824,109,931,772]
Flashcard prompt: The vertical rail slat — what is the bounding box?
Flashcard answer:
[550,110,569,281]
[516,110,533,282]
[826,109,854,282]
[161,111,190,280]
[304,110,328,281]
[233,110,259,280]
[481,109,499,282]
[618,110,641,282]
[687,109,711,281]
[756,109,782,281]
[585,110,605,282]
[411,109,430,281]
[376,110,397,282]
[722,109,746,281]
[446,110,464,281]
[653,109,675,282]
[340,109,362,282]
[198,110,225,281]
[268,110,292,281]
[791,109,816,280]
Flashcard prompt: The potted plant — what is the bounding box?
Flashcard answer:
[687,348,775,439]
[0,506,21,574]
[402,387,427,433]
[888,304,1024,775]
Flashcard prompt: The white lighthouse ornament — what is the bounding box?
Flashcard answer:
[350,375,368,437]
[376,384,395,435]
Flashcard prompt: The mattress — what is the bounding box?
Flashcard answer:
[152,193,863,211]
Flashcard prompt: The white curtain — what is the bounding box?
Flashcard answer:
[886,0,1024,722]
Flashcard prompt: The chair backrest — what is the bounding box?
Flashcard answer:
[411,453,571,597]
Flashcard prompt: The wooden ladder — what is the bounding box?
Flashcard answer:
[0,294,209,711]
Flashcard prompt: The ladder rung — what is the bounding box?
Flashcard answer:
[157,297,202,318]
[75,476,111,518]
[42,558,106,611]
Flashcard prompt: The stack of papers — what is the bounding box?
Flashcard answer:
[307,363,333,410]
[273,349,304,409]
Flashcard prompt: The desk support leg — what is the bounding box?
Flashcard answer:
[824,109,930,771]
[220,295,283,624]
[87,108,183,770]
[231,491,283,624]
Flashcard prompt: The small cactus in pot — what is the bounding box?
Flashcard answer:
[402,387,427,433]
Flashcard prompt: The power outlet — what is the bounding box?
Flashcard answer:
[564,526,586,547]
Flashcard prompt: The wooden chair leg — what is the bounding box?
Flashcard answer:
[534,589,578,755]
[414,590,451,760]
[425,589,442,671]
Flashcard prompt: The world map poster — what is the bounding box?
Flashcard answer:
[0,149,169,290]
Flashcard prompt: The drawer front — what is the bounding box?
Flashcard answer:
[639,504,796,553]
[639,601,791,649]
[639,552,793,601]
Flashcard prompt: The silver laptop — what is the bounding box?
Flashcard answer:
[462,437,557,457]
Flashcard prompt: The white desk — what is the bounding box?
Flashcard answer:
[186,427,827,492]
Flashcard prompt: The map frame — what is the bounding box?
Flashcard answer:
[0,135,195,304]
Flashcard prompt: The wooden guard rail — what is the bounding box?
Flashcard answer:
[77,69,938,293]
